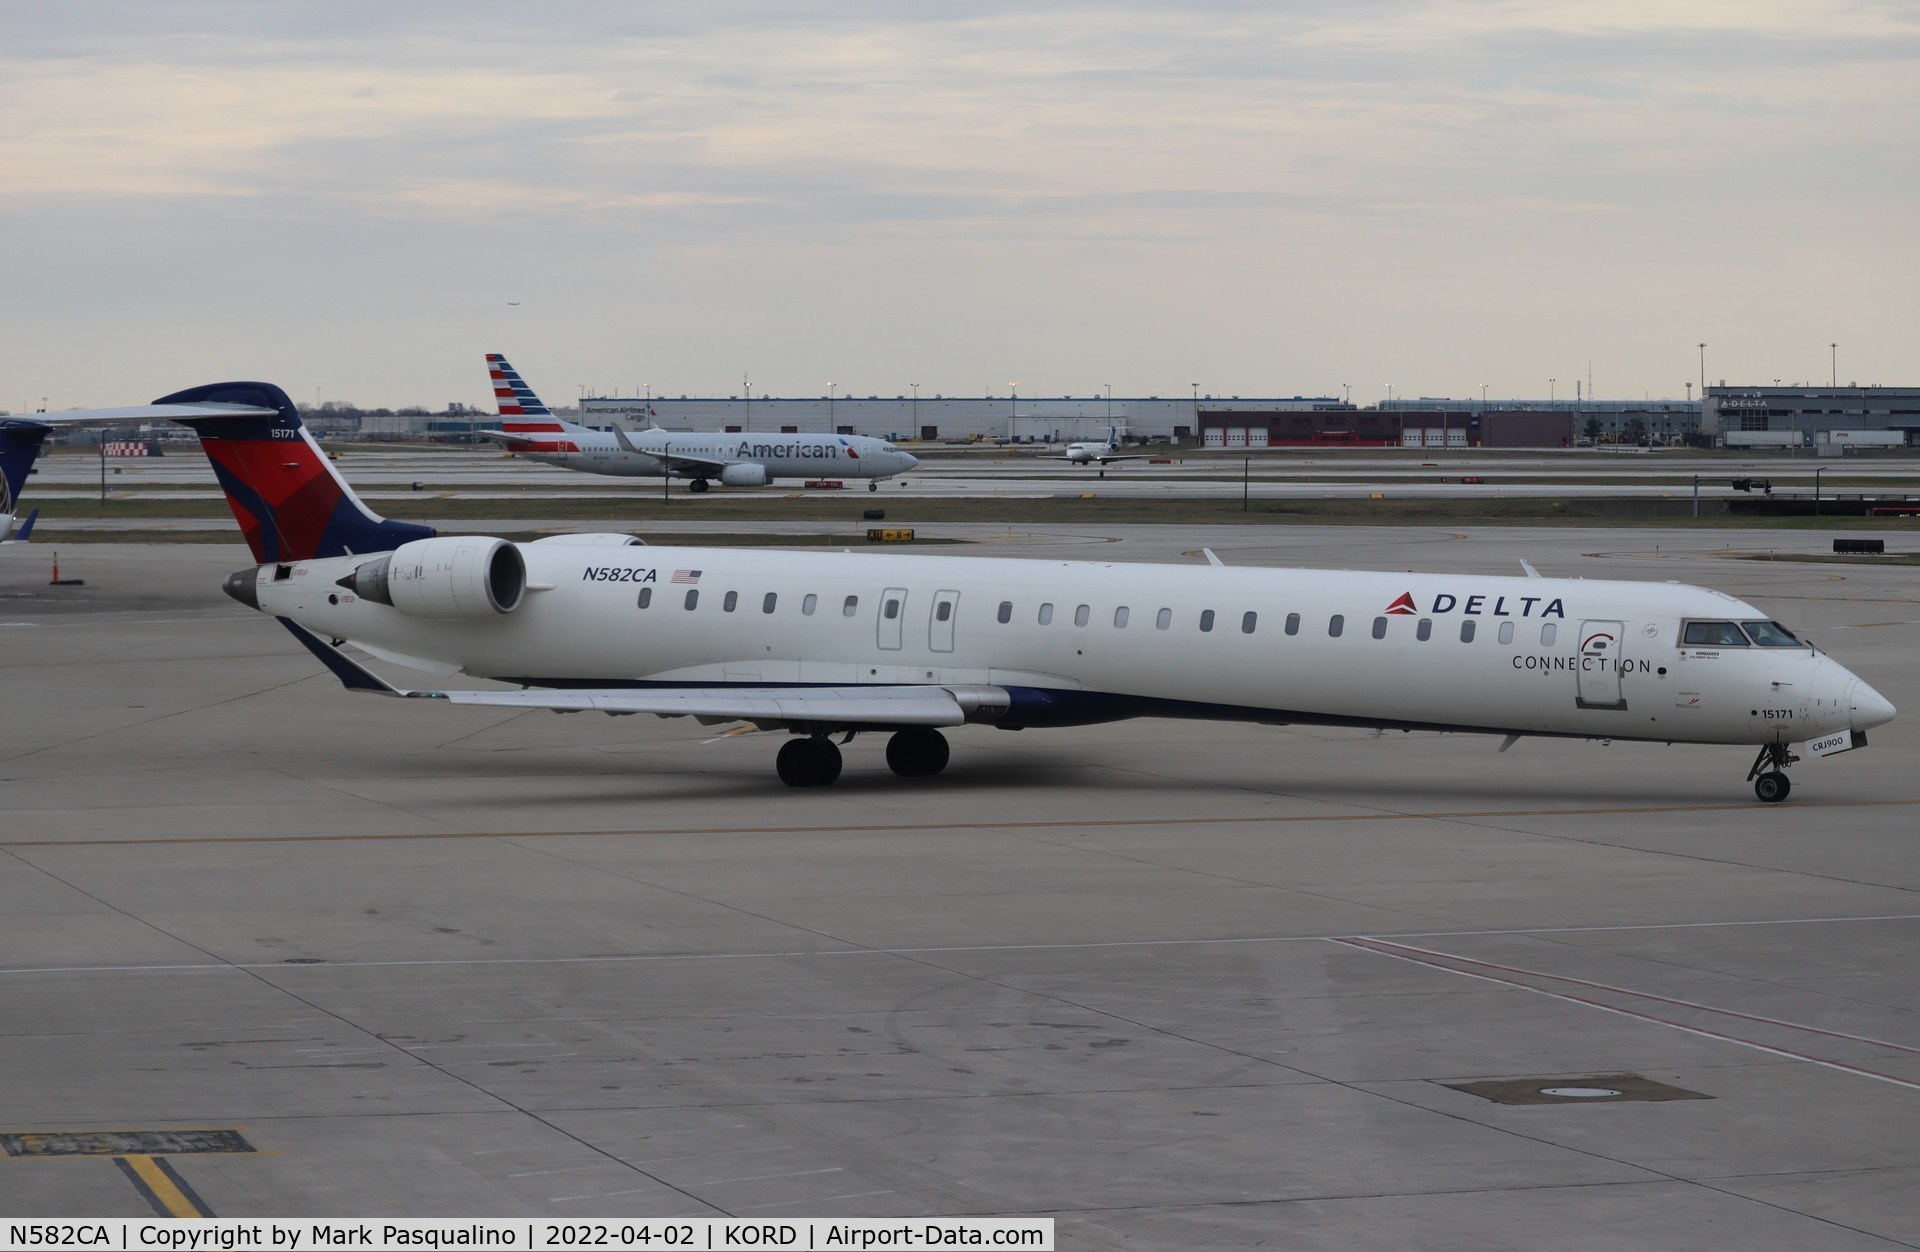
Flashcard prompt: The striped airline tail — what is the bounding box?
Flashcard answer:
[152,382,435,564]
[485,353,553,417]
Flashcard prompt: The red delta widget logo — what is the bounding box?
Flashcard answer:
[1385,591,1567,618]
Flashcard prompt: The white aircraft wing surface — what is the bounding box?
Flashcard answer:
[608,424,731,472]
[281,619,990,728]
[26,403,278,427]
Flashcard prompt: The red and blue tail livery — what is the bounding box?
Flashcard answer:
[1,419,51,543]
[152,382,435,564]
[486,353,552,417]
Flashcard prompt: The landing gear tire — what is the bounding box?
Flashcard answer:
[1754,771,1791,804]
[885,728,950,777]
[1746,742,1800,804]
[688,478,710,494]
[868,481,879,491]
[776,736,843,787]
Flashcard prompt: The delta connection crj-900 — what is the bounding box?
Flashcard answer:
[37,380,1896,801]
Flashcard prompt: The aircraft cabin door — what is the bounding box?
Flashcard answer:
[929,590,960,653]
[879,588,908,651]
[1576,619,1628,710]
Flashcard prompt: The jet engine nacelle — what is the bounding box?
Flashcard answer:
[717,462,771,487]
[348,536,525,619]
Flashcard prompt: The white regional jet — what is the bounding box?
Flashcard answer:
[1038,427,1152,473]
[43,382,1899,801]
[479,354,917,492]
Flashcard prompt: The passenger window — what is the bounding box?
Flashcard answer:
[997,601,1013,624]
[1199,609,1215,633]
[843,595,859,618]
[1416,618,1431,641]
[1075,604,1090,627]
[684,589,698,610]
[1371,616,1388,639]
[1156,607,1171,630]
[939,602,954,622]
[1329,614,1344,638]
[1242,611,1257,634]
[1285,613,1300,636]
[1498,621,1515,644]
[1114,606,1129,628]
[1460,620,1476,642]
[723,590,738,612]
[763,592,777,614]
[1540,623,1556,646]
[884,598,900,620]
[1683,620,1750,646]
[1037,603,1052,625]
[637,587,652,609]
[1741,620,1801,647]
[802,593,817,616]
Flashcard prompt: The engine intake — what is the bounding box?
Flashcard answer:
[345,537,525,619]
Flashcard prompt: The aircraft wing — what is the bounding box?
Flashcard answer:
[1088,453,1153,465]
[281,619,999,729]
[607,424,731,473]
[24,402,277,427]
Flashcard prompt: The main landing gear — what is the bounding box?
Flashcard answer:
[1747,742,1799,803]
[687,478,710,493]
[774,729,952,787]
[868,481,880,491]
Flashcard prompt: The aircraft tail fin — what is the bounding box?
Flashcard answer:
[152,382,435,564]
[0,420,51,533]
[485,353,553,417]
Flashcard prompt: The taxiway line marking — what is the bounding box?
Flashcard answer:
[1331,937,1920,1093]
[3,913,1918,979]
[4,798,1915,849]
[1357,937,1920,1057]
[113,1155,214,1217]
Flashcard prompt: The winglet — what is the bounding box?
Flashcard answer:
[1519,560,1542,579]
[278,617,411,697]
[10,508,37,542]
[610,424,642,455]
[1201,548,1225,567]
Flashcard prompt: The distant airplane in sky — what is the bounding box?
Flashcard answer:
[478,354,917,492]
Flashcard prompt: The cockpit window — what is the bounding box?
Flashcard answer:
[1682,620,1751,647]
[1742,620,1804,647]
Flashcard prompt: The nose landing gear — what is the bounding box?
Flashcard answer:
[1747,742,1799,803]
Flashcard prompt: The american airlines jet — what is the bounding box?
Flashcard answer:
[42,382,1898,801]
[480,355,917,491]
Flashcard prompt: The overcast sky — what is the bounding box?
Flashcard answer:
[4,1,1915,411]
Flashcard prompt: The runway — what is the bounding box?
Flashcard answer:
[2,526,1918,1246]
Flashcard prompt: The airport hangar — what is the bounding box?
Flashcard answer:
[568,392,1704,449]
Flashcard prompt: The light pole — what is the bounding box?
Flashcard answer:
[1698,343,1707,394]
[909,382,919,438]
[1341,383,1350,406]
[1830,342,1837,387]
[1192,381,1200,432]
[1548,377,1556,403]
[1480,382,1489,406]
[744,374,752,430]
[1009,381,1019,422]
[827,381,836,433]
[1104,383,1112,426]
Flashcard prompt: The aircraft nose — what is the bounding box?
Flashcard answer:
[1850,678,1897,731]
[896,451,919,471]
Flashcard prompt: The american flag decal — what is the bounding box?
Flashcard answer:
[672,569,702,584]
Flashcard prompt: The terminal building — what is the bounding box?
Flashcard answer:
[1705,385,1920,448]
